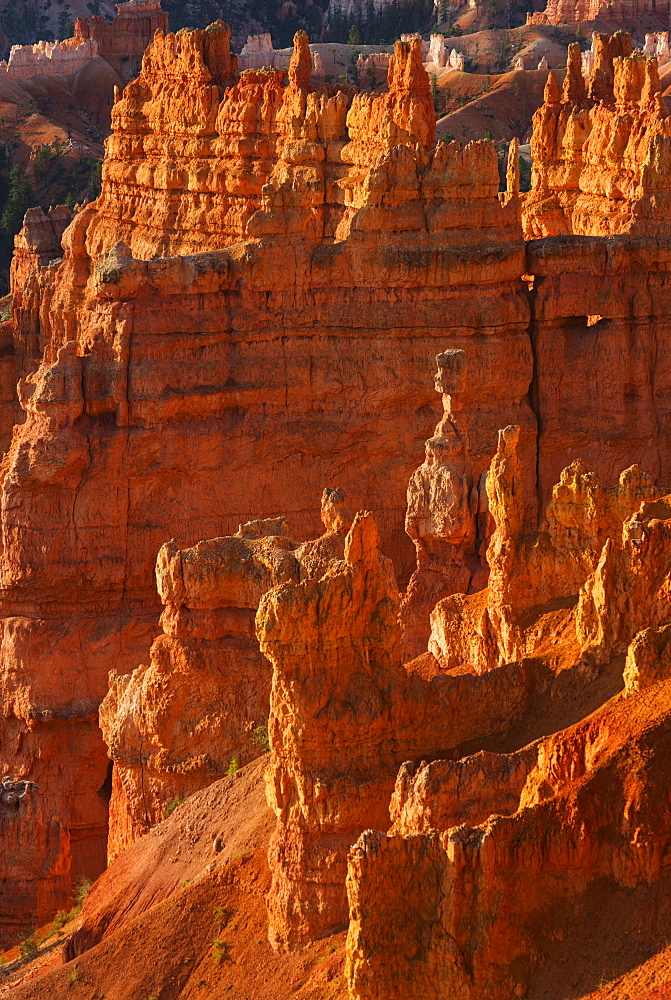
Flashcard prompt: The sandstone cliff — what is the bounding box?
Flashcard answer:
[5,19,671,951]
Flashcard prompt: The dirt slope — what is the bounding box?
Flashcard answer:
[435,67,552,141]
[1,757,347,1000]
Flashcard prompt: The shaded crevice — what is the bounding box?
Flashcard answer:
[524,277,544,529]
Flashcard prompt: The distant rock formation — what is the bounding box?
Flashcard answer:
[523,33,671,237]
[0,37,99,81]
[527,0,671,25]
[74,0,167,61]
[238,32,325,79]
[0,2,167,83]
[10,205,72,290]
[426,33,465,70]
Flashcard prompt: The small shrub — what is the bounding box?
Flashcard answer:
[212,938,231,962]
[226,756,240,775]
[164,795,185,819]
[72,876,91,913]
[18,930,38,961]
[440,133,455,144]
[49,909,70,936]
[69,964,78,982]
[213,905,232,929]
[252,722,270,753]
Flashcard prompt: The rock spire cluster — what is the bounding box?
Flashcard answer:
[4,24,671,1000]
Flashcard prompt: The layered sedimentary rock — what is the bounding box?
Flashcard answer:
[426,34,465,71]
[399,348,494,659]
[98,520,287,861]
[523,34,671,238]
[0,1,167,84]
[644,30,671,67]
[260,442,671,961]
[577,492,671,670]
[7,17,671,946]
[0,38,99,81]
[527,0,671,25]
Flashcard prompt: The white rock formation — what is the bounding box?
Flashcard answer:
[0,38,99,81]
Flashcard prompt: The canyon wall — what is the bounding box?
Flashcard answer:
[4,19,671,947]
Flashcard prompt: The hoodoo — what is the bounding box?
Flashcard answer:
[3,18,671,1000]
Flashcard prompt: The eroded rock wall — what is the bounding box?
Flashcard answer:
[347,684,671,1000]
[5,19,671,947]
[99,491,352,862]
[257,509,538,949]
[523,36,671,238]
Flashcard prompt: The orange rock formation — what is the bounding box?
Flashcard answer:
[5,19,671,959]
[257,507,543,949]
[429,424,666,673]
[523,33,671,237]
[99,492,352,862]
[345,446,671,1000]
[258,433,671,971]
[527,0,671,25]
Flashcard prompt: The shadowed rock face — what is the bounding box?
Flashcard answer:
[4,20,671,953]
